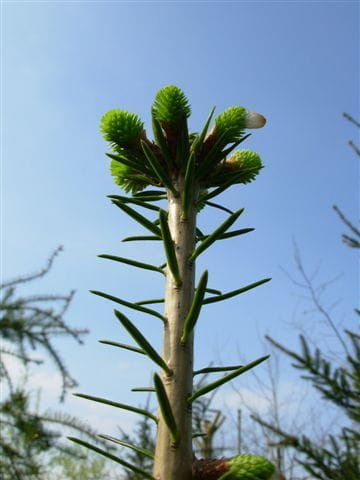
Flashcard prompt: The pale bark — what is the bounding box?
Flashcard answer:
[153,176,198,480]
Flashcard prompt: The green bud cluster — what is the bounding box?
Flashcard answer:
[203,149,263,188]
[100,110,144,148]
[152,85,191,124]
[110,159,149,194]
[214,106,247,144]
[221,454,275,480]
[100,85,265,196]
[225,150,263,183]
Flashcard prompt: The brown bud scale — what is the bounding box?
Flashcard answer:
[193,457,229,480]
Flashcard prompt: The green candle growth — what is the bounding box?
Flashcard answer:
[70,86,273,480]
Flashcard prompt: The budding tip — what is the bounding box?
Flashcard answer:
[245,110,267,129]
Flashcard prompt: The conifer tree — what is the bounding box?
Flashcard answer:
[0,248,105,479]
[253,114,360,480]
[70,86,275,480]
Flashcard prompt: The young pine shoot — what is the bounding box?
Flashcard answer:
[70,86,274,480]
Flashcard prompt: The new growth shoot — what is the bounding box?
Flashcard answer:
[70,86,274,480]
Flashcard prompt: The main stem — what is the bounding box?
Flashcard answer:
[153,176,197,480]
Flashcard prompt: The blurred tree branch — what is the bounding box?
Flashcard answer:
[0,247,108,479]
[251,114,360,480]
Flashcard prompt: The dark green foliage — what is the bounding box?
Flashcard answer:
[182,152,195,219]
[191,106,216,156]
[153,373,179,444]
[221,134,252,158]
[0,390,104,480]
[133,189,166,198]
[333,205,360,249]
[117,402,156,480]
[193,365,243,376]
[90,290,165,321]
[199,167,255,202]
[189,209,245,262]
[114,309,172,375]
[99,435,154,459]
[117,375,228,477]
[107,152,144,173]
[151,114,174,167]
[141,140,178,195]
[202,278,271,305]
[189,356,270,403]
[204,200,234,214]
[159,209,182,286]
[0,248,83,399]
[50,445,123,480]
[198,227,254,241]
[194,130,229,181]
[131,387,156,392]
[122,235,162,242]
[269,334,360,423]
[68,437,156,480]
[181,270,208,343]
[135,298,164,306]
[0,390,51,478]
[107,194,161,212]
[111,200,162,236]
[99,339,145,355]
[98,254,164,274]
[73,393,157,423]
[254,331,360,480]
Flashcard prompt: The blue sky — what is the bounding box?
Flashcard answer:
[2,0,359,454]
